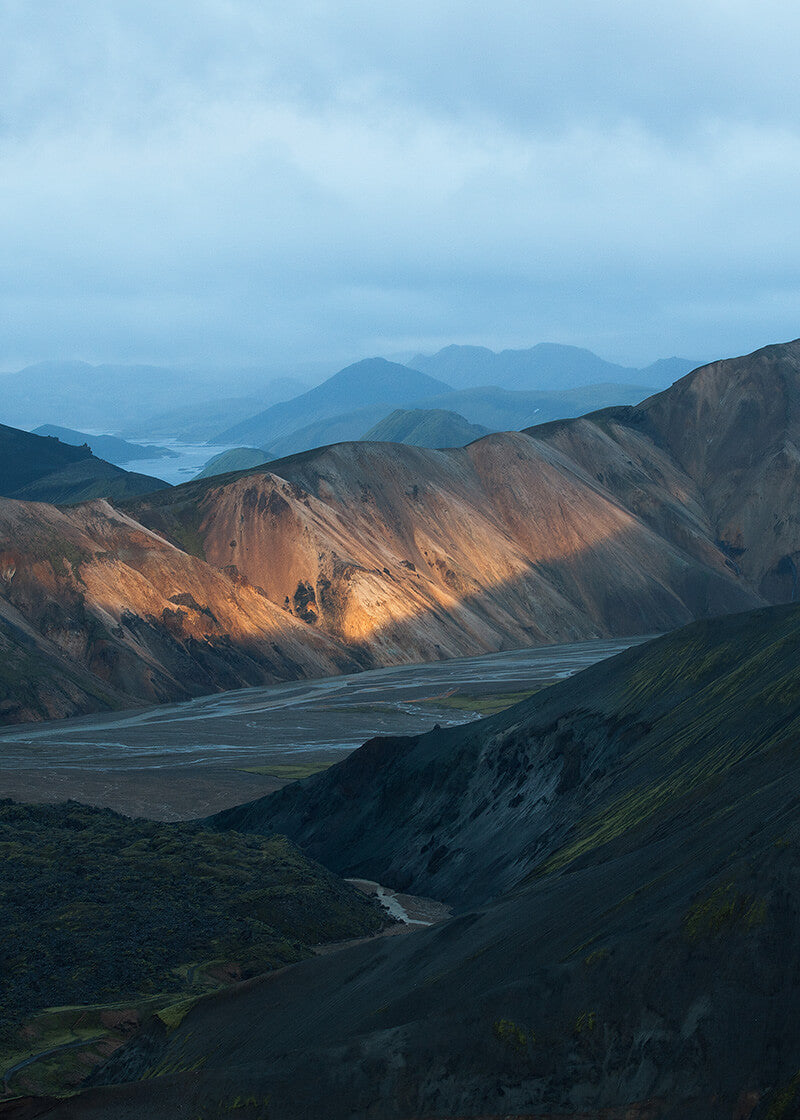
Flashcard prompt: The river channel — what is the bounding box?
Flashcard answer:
[0,636,647,819]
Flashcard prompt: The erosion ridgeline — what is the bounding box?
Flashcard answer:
[2,337,800,724]
[42,602,800,1119]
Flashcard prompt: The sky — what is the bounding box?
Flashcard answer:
[2,0,800,374]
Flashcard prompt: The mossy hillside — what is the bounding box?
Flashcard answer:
[532,604,800,875]
[0,801,386,1038]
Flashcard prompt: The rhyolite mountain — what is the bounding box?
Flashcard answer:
[360,407,490,447]
[47,602,800,1119]
[214,357,453,448]
[407,342,697,391]
[32,424,175,466]
[2,338,800,725]
[0,423,169,506]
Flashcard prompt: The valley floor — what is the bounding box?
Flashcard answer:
[0,636,640,818]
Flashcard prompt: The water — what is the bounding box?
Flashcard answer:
[118,439,242,485]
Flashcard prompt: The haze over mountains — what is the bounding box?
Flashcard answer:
[0,338,798,725]
[407,342,696,390]
[211,345,690,458]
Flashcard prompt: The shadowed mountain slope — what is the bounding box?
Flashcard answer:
[0,423,170,505]
[210,602,800,905]
[49,603,800,1119]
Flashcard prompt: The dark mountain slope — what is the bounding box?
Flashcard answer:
[210,602,800,907]
[0,423,169,505]
[54,604,800,1119]
[214,358,452,447]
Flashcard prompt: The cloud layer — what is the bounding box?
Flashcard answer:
[3,1,800,371]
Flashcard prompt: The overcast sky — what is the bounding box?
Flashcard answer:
[2,0,800,373]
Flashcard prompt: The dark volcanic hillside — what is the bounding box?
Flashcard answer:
[51,604,800,1119]
[3,338,800,724]
[211,602,800,906]
[0,423,169,505]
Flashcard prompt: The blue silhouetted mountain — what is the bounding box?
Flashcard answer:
[33,425,176,467]
[214,358,452,448]
[264,381,655,459]
[360,408,490,448]
[407,342,697,391]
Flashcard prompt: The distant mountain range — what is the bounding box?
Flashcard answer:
[407,342,697,390]
[0,361,308,434]
[216,345,696,458]
[32,424,175,466]
[215,358,452,448]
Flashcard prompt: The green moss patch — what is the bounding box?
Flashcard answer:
[0,801,386,1042]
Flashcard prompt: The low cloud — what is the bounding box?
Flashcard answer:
[2,0,800,371]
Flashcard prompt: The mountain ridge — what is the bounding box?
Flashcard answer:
[1,338,799,724]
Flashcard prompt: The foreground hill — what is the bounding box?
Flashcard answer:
[51,603,800,1119]
[0,423,169,505]
[2,338,800,724]
[0,801,385,1098]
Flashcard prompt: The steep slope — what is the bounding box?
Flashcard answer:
[408,343,695,391]
[533,338,800,603]
[214,358,452,447]
[0,496,363,723]
[212,602,800,904]
[54,604,800,1120]
[133,435,757,669]
[32,425,175,466]
[360,407,490,447]
[0,423,170,505]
